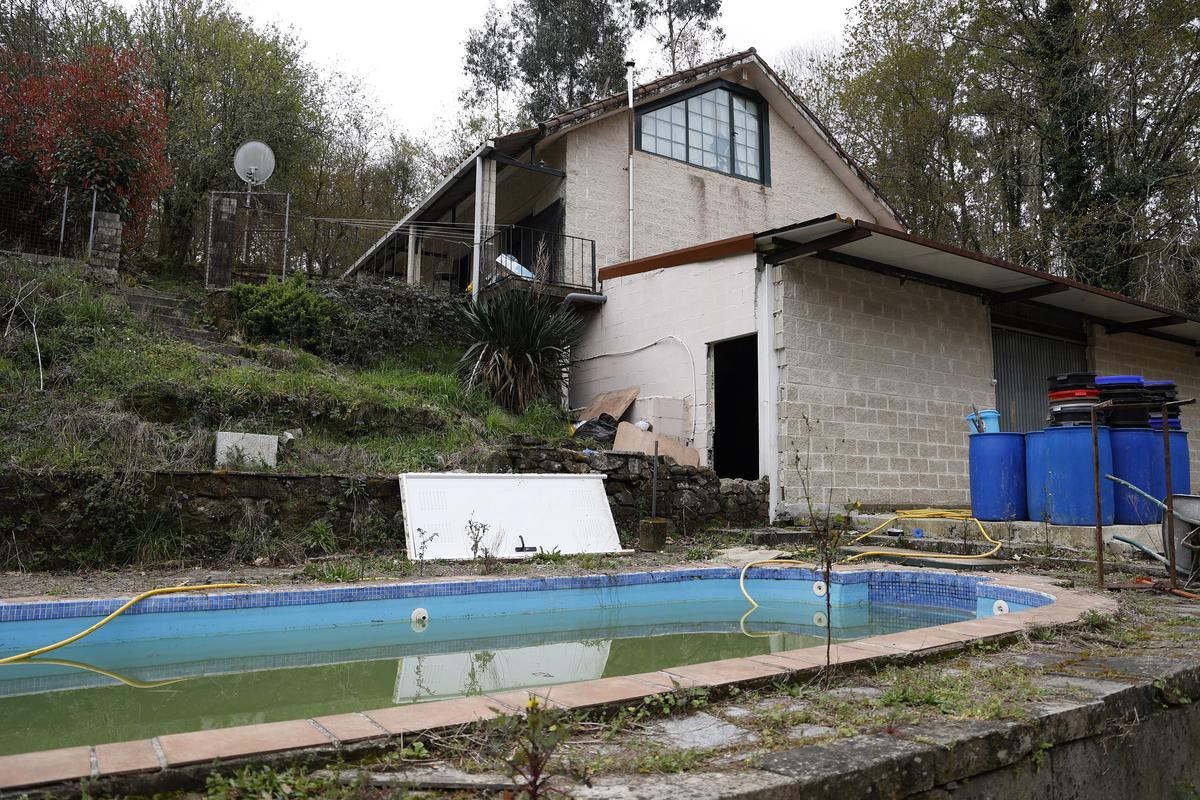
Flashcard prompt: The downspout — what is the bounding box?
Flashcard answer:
[625,60,636,261]
[756,252,781,522]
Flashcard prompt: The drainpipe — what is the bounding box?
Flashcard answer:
[756,252,781,522]
[625,60,636,261]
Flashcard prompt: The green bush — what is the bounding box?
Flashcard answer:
[459,289,583,413]
[230,275,336,352]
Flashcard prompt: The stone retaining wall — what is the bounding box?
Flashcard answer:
[0,438,768,568]
[487,435,769,529]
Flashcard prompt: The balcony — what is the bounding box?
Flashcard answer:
[478,226,597,295]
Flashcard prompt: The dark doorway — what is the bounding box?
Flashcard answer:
[712,334,759,479]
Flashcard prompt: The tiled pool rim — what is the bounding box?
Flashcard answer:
[0,564,1115,793]
[0,566,1055,623]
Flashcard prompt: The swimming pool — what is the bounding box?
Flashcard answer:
[0,567,1054,757]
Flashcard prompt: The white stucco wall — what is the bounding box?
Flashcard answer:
[561,101,880,267]
[570,252,761,464]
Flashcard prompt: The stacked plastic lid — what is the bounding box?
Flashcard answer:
[1146,380,1182,429]
[1047,371,1100,427]
[1097,375,1150,428]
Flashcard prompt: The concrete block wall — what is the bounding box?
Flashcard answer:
[773,257,995,512]
[570,252,760,463]
[1091,328,1200,486]
[562,101,878,269]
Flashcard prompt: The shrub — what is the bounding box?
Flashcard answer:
[230,275,336,352]
[459,288,583,413]
[316,281,469,364]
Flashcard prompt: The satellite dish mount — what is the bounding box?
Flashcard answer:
[233,140,276,201]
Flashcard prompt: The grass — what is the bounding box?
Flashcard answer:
[0,259,571,474]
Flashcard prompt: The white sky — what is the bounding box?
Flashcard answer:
[226,0,855,137]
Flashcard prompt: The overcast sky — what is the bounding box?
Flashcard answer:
[224,0,855,137]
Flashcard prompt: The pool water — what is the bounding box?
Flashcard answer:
[0,576,990,755]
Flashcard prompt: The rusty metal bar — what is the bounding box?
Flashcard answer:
[1163,412,1178,588]
[1091,400,1110,589]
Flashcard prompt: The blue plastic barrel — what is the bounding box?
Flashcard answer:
[1158,429,1191,496]
[1110,428,1163,524]
[1025,431,1048,522]
[969,432,1027,521]
[1046,426,1114,526]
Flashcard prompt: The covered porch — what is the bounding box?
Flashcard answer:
[343,136,597,297]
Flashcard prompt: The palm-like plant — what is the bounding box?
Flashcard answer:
[459,288,584,413]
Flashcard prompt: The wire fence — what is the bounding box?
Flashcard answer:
[0,181,99,261]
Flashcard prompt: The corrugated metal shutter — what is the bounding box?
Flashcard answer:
[992,327,1087,433]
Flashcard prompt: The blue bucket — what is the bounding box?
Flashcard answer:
[1025,431,1048,522]
[1046,426,1114,526]
[1110,428,1163,524]
[966,409,1001,433]
[969,432,1026,521]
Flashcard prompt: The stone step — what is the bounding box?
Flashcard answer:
[123,295,198,314]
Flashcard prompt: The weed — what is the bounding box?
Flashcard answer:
[684,544,716,560]
[633,748,710,774]
[576,552,615,571]
[301,561,360,583]
[399,740,430,760]
[531,547,566,564]
[413,527,438,574]
[302,519,337,555]
[487,695,575,798]
[205,764,356,800]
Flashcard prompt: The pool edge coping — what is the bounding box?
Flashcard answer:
[0,564,1116,793]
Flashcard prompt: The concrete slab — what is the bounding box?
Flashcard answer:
[215,431,279,468]
[855,514,1162,552]
[640,712,758,750]
[789,724,837,739]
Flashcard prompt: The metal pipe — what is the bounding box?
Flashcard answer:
[86,189,97,261]
[651,439,659,518]
[281,193,291,278]
[58,186,69,256]
[1163,403,1179,588]
[625,60,635,261]
[562,292,606,306]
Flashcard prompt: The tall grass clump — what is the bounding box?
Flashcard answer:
[459,288,583,413]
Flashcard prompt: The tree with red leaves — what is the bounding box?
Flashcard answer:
[0,46,173,250]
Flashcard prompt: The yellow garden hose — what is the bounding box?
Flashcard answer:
[843,508,1002,562]
[0,583,251,665]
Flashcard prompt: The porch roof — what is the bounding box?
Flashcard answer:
[598,213,1200,349]
[755,215,1200,348]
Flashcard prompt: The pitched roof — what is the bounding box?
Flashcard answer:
[494,48,904,228]
[345,48,904,276]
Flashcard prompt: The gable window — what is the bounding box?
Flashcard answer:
[637,83,768,182]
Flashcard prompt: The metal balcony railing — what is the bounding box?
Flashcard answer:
[479,226,597,293]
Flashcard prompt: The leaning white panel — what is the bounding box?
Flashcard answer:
[399,473,622,560]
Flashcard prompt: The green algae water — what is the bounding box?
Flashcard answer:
[0,578,974,755]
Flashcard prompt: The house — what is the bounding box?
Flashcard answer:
[347,49,1200,523]
[343,48,900,293]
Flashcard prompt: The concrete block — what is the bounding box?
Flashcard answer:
[215,431,278,469]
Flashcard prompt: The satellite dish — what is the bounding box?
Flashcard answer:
[233,140,275,186]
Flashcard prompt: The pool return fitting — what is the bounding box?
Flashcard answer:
[0,583,251,665]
